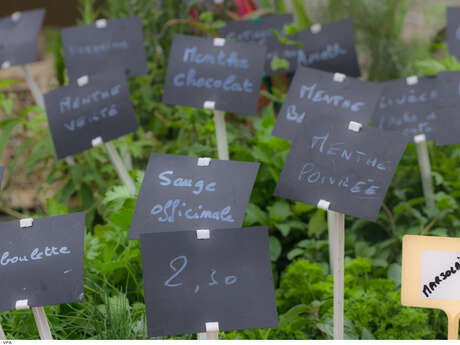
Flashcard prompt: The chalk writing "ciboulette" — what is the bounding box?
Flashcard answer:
[423,256,460,298]
[68,40,128,56]
[151,200,234,224]
[379,89,437,109]
[299,83,364,112]
[59,84,121,114]
[1,246,71,267]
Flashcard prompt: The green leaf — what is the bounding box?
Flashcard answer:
[268,200,292,222]
[244,203,268,226]
[354,241,376,258]
[46,198,68,216]
[270,56,290,72]
[275,223,291,237]
[308,209,327,238]
[269,236,282,261]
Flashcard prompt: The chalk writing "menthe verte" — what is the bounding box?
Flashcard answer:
[64,104,118,131]
[299,83,364,111]
[59,84,121,114]
[1,246,71,267]
[423,256,460,298]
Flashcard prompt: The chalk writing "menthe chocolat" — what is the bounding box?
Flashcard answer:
[59,84,121,114]
[183,47,249,69]
[379,89,437,109]
[299,83,364,112]
[422,256,460,298]
[1,246,71,267]
[151,199,234,224]
[68,40,129,56]
[173,69,253,93]
[311,133,392,171]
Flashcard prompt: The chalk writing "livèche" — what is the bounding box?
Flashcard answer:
[379,89,437,109]
[300,83,364,112]
[1,246,71,267]
[311,133,391,171]
[173,68,253,93]
[60,84,121,114]
[183,47,249,69]
[298,162,380,197]
[422,256,460,298]
[151,199,234,224]
[158,170,216,195]
[68,40,128,56]
[64,104,118,131]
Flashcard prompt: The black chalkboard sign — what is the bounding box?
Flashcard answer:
[140,226,278,337]
[44,69,138,159]
[163,34,266,116]
[434,71,460,146]
[275,115,408,221]
[128,153,259,239]
[218,14,294,75]
[372,77,440,141]
[447,7,460,62]
[293,19,360,77]
[61,17,148,81]
[0,212,85,312]
[272,67,382,141]
[0,9,45,68]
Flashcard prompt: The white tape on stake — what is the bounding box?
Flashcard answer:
[197,322,219,340]
[414,134,435,208]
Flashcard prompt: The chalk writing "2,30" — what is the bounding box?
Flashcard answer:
[164,255,238,294]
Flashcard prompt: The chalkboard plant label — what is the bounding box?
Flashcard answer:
[372,77,441,141]
[447,7,460,63]
[0,212,85,312]
[44,69,138,159]
[0,9,45,68]
[162,34,266,116]
[292,18,360,77]
[218,14,294,75]
[433,71,460,146]
[274,115,408,221]
[272,67,382,141]
[402,235,460,339]
[140,226,278,337]
[61,17,147,81]
[129,153,259,239]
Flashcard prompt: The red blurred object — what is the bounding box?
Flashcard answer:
[235,0,258,16]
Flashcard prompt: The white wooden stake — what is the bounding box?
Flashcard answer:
[32,307,52,340]
[328,210,344,340]
[414,134,435,208]
[0,323,6,340]
[104,141,136,196]
[213,110,229,161]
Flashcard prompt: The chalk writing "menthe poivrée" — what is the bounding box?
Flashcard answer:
[422,256,460,298]
[172,46,253,93]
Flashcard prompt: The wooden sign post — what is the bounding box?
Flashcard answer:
[414,134,435,208]
[213,110,229,161]
[402,235,460,339]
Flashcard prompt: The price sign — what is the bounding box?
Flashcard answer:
[275,115,408,221]
[129,153,259,239]
[163,34,266,115]
[272,67,382,141]
[0,213,85,312]
[140,226,278,337]
[61,17,147,81]
[402,235,460,339]
[0,9,45,68]
[44,69,138,159]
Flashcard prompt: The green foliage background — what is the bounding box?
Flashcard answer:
[0,0,459,340]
